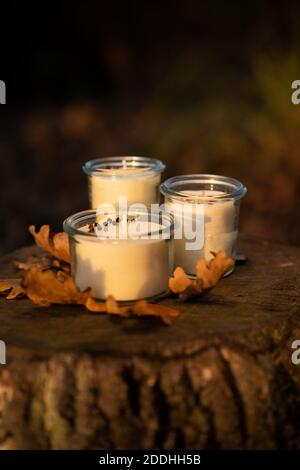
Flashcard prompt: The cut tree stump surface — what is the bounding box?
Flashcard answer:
[0,235,300,450]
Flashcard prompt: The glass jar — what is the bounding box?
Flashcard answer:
[63,207,174,302]
[160,174,247,277]
[83,156,165,209]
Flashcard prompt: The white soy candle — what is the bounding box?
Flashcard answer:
[160,175,247,277]
[83,156,165,208]
[63,209,174,301]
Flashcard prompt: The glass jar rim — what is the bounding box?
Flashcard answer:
[83,156,165,178]
[160,174,247,202]
[63,207,174,240]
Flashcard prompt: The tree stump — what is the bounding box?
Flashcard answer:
[0,236,300,450]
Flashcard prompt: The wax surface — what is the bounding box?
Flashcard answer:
[89,172,161,208]
[79,219,163,239]
[95,166,151,176]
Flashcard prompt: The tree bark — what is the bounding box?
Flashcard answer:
[0,236,300,449]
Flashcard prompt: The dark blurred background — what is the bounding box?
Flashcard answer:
[1,1,300,254]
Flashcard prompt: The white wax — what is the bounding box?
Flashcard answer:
[71,221,171,301]
[166,190,238,275]
[89,166,161,208]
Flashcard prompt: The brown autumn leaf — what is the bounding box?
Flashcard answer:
[168,266,196,298]
[106,295,131,316]
[196,250,234,289]
[73,287,94,305]
[28,225,70,263]
[133,300,179,325]
[16,254,71,274]
[84,297,107,313]
[16,254,53,271]
[21,267,93,307]
[0,278,25,299]
[85,295,178,324]
[85,295,125,316]
[169,250,235,301]
[1,221,181,324]
[0,269,178,324]
[52,259,72,274]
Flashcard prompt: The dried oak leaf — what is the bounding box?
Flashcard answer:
[84,297,107,313]
[106,295,131,316]
[85,296,178,325]
[21,267,93,307]
[1,271,179,325]
[0,278,25,299]
[28,225,70,263]
[16,255,71,273]
[169,250,235,301]
[168,267,197,300]
[196,251,234,289]
[133,300,179,325]
[16,254,53,271]
[85,296,130,315]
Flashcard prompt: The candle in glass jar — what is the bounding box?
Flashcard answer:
[83,156,165,209]
[160,175,247,277]
[63,209,173,301]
